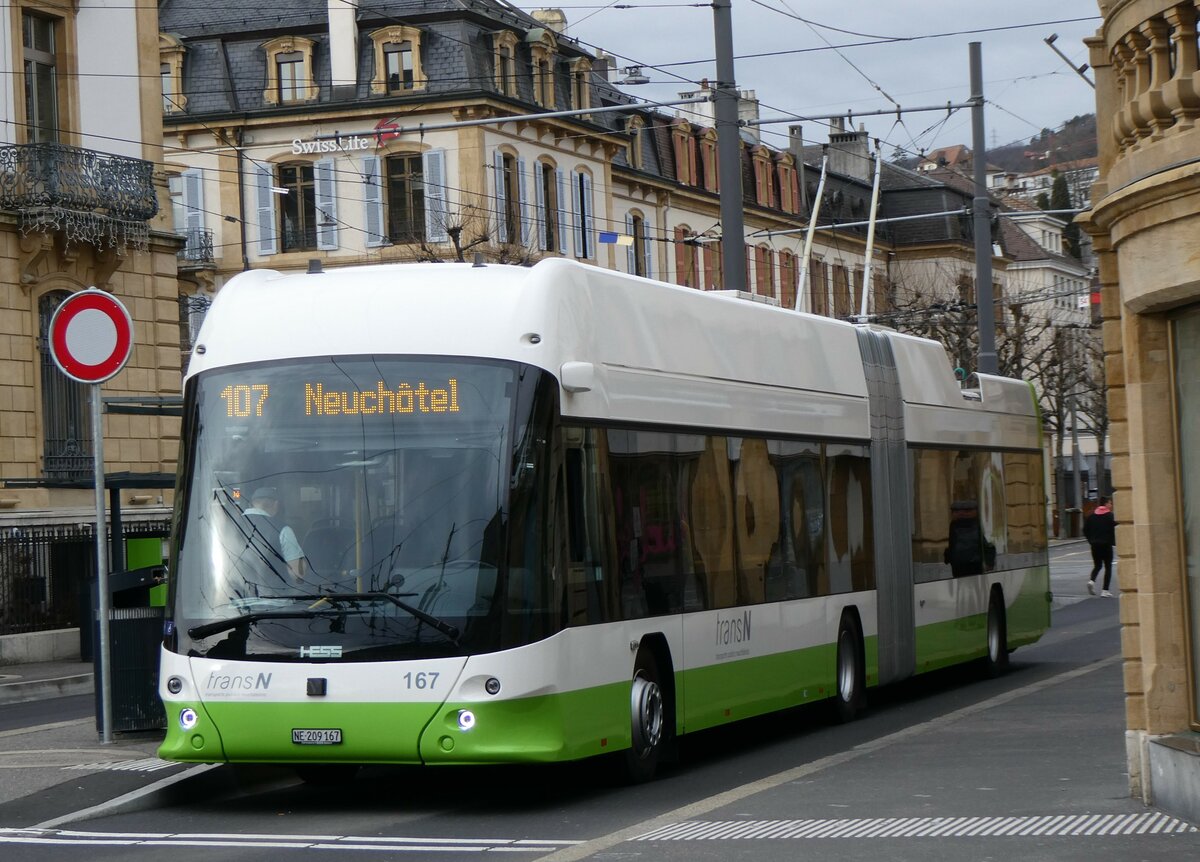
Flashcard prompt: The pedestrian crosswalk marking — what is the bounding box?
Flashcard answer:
[635,812,1197,840]
[62,758,177,774]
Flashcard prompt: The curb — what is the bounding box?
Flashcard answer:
[0,673,94,706]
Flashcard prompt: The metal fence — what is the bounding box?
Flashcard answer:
[0,519,171,636]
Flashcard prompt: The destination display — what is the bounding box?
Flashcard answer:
[216,379,462,419]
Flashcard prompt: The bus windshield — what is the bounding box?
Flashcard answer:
[169,357,550,661]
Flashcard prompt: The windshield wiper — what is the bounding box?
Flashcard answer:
[188,609,342,640]
[187,592,461,644]
[319,592,461,644]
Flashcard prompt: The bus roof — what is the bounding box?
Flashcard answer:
[189,258,1031,441]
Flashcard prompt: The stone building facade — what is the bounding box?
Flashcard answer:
[1079,0,1200,822]
[1,2,183,638]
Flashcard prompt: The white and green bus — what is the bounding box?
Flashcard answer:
[158,258,1049,782]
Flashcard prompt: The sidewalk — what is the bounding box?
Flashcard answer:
[0,660,94,706]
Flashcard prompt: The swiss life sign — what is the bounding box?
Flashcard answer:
[48,289,133,383]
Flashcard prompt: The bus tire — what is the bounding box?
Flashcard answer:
[984,590,1009,677]
[834,614,865,723]
[295,764,359,787]
[623,649,666,783]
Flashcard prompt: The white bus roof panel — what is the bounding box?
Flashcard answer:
[189,259,873,439]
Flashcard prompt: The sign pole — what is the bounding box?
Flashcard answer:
[92,384,113,744]
[47,287,133,745]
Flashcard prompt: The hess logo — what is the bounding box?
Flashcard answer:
[299,645,343,659]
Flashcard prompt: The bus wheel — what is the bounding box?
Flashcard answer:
[834,616,864,723]
[295,764,359,786]
[623,651,665,783]
[984,591,1010,677]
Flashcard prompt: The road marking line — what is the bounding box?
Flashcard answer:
[536,654,1124,861]
[0,828,582,852]
[631,812,1196,840]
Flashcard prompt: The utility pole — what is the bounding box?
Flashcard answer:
[970,42,998,375]
[712,0,747,293]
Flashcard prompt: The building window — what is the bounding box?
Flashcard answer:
[625,116,645,170]
[529,30,558,107]
[385,42,414,91]
[700,130,719,192]
[535,161,561,252]
[160,33,187,112]
[277,52,304,103]
[262,37,317,105]
[570,58,592,113]
[671,121,696,185]
[386,154,425,242]
[780,250,796,309]
[38,291,92,482]
[370,27,425,94]
[501,153,520,245]
[493,31,519,97]
[23,12,59,143]
[674,226,698,288]
[278,163,317,252]
[627,212,652,277]
[572,169,594,259]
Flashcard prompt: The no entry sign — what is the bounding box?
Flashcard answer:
[48,289,133,384]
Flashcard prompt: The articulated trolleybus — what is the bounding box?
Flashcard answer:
[159,258,1049,782]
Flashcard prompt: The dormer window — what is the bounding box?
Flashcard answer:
[262,36,317,105]
[528,28,558,107]
[277,52,304,102]
[370,26,426,95]
[159,34,186,113]
[570,58,592,113]
[493,31,519,97]
[625,116,645,170]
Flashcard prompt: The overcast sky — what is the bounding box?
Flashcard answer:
[532,0,1101,160]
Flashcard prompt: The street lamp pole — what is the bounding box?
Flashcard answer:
[712,0,747,293]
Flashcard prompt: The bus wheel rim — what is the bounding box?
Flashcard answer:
[630,673,663,754]
[838,632,856,702]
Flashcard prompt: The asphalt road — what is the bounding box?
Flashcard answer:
[4,542,1193,861]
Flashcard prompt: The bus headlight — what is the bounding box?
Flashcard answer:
[179,708,199,730]
[484,677,501,695]
[166,676,184,695]
[457,709,476,732]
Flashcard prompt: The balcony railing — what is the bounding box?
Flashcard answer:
[0,142,158,251]
[177,227,215,267]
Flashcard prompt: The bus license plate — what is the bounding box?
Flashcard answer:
[291,728,342,745]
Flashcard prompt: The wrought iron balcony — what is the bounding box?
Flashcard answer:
[177,227,215,268]
[0,142,158,251]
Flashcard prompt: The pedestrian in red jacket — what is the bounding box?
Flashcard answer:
[1084,496,1116,597]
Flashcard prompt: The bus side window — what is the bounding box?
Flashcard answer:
[563,427,616,624]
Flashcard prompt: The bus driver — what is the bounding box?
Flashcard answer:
[244,486,308,580]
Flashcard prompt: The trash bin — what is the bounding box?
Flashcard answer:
[91,565,168,734]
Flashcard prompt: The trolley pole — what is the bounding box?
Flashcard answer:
[712,0,747,293]
[970,42,998,375]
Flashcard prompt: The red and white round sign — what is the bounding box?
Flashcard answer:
[48,289,133,384]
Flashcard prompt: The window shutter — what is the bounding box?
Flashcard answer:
[254,164,278,256]
[582,172,594,259]
[423,148,448,243]
[363,155,386,247]
[315,158,338,251]
[625,213,635,273]
[570,170,581,258]
[534,162,547,251]
[556,169,569,255]
[493,150,507,245]
[642,216,653,278]
[182,168,204,234]
[517,157,530,247]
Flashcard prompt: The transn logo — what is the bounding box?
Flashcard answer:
[299,645,343,659]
